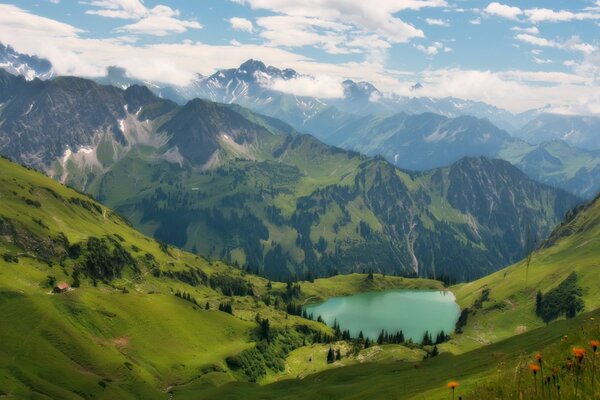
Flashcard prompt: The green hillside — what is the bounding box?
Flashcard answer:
[172,185,600,399]
[1,139,599,400]
[450,192,600,352]
[0,156,442,398]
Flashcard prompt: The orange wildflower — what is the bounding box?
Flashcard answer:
[529,364,540,375]
[591,340,599,352]
[573,347,586,362]
[447,381,459,389]
[534,352,543,364]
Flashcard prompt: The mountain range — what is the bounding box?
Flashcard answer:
[3,45,599,199]
[106,58,600,198]
[0,69,579,281]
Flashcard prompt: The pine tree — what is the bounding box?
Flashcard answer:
[535,290,543,316]
[336,348,342,360]
[377,329,385,345]
[326,347,335,364]
[422,330,432,345]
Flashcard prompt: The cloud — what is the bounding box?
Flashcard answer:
[510,26,539,35]
[514,33,558,48]
[483,2,522,20]
[482,3,600,24]
[414,67,598,113]
[425,18,449,27]
[267,75,344,98]
[469,17,481,25]
[229,17,254,32]
[85,0,202,36]
[256,15,350,53]
[532,57,552,64]
[524,8,600,23]
[414,41,444,56]
[2,3,600,114]
[233,0,448,45]
[515,33,597,55]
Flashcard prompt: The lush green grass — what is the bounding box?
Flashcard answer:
[1,157,439,398]
[297,273,444,304]
[449,193,600,353]
[2,155,600,399]
[176,307,600,400]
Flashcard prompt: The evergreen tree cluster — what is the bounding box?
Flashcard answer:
[83,236,138,281]
[162,267,208,286]
[209,273,254,296]
[455,308,469,333]
[422,330,451,345]
[174,290,199,306]
[226,329,304,382]
[376,329,406,345]
[535,272,584,323]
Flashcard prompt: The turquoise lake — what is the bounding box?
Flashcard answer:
[304,289,460,342]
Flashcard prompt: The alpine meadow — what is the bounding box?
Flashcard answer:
[1,1,600,399]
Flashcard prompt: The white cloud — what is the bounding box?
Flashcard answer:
[515,33,597,55]
[229,17,254,32]
[267,75,344,98]
[425,18,449,27]
[469,17,481,25]
[414,67,598,113]
[85,0,202,36]
[510,26,539,35]
[483,3,600,24]
[414,41,444,56]
[532,57,552,64]
[524,8,600,23]
[514,33,558,48]
[483,2,522,20]
[256,15,350,53]
[2,3,600,115]
[233,0,448,45]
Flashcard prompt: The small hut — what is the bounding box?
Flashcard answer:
[53,282,70,293]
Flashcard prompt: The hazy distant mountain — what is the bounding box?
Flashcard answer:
[516,113,600,150]
[317,111,600,198]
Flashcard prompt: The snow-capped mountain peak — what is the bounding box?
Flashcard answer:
[0,43,54,81]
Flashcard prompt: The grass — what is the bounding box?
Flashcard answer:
[0,157,438,398]
[448,192,600,352]
[2,155,600,399]
[177,308,600,400]
[297,273,444,304]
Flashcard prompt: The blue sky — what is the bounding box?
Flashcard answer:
[1,1,599,113]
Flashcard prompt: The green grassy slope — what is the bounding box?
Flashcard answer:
[177,308,600,400]
[1,156,440,398]
[450,193,600,351]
